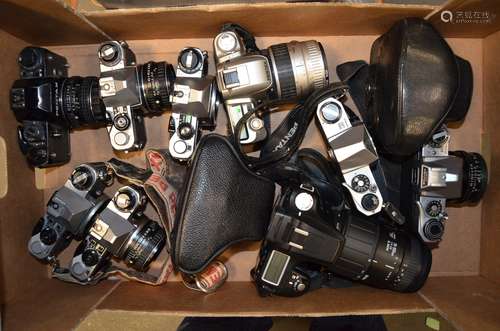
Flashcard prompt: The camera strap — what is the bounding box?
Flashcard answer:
[231,82,349,172]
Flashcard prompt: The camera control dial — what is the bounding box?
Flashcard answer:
[361,193,379,211]
[217,33,238,52]
[178,122,195,140]
[425,200,443,217]
[115,191,135,211]
[178,48,204,75]
[173,140,188,155]
[423,219,444,241]
[320,102,342,123]
[71,166,94,191]
[82,249,100,267]
[295,192,314,212]
[351,174,370,193]
[40,227,58,245]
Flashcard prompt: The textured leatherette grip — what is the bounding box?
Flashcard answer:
[369,18,470,156]
[173,134,275,274]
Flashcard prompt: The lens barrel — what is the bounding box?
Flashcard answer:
[61,76,107,128]
[450,151,488,204]
[123,218,166,271]
[268,40,329,102]
[139,61,175,113]
[332,213,431,292]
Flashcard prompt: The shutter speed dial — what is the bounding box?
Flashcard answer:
[425,200,443,217]
[351,174,370,193]
[320,102,342,123]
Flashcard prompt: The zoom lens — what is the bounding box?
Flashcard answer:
[60,77,107,128]
[332,214,432,292]
[123,218,166,271]
[139,61,175,114]
[450,151,488,204]
[268,41,329,102]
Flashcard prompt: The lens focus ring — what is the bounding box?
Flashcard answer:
[124,220,166,271]
[61,77,106,128]
[452,151,488,204]
[270,43,297,100]
[139,61,175,114]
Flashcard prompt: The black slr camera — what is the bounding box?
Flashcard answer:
[253,181,431,297]
[28,163,112,261]
[11,47,107,167]
[70,185,166,282]
[213,24,329,144]
[168,47,219,161]
[97,41,175,152]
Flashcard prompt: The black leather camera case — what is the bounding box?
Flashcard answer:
[337,18,473,156]
[172,134,275,274]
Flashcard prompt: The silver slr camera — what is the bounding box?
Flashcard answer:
[98,41,175,152]
[70,185,166,282]
[168,47,219,161]
[213,27,329,144]
[403,126,488,243]
[316,97,385,216]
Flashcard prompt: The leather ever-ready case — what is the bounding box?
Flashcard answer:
[172,134,275,274]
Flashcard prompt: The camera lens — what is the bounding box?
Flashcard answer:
[268,40,328,102]
[332,214,431,292]
[60,76,107,128]
[123,218,166,271]
[138,61,175,113]
[450,151,488,204]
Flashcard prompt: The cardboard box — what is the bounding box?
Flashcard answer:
[0,0,499,330]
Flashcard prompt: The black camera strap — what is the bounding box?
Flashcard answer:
[221,23,259,52]
[231,82,349,172]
